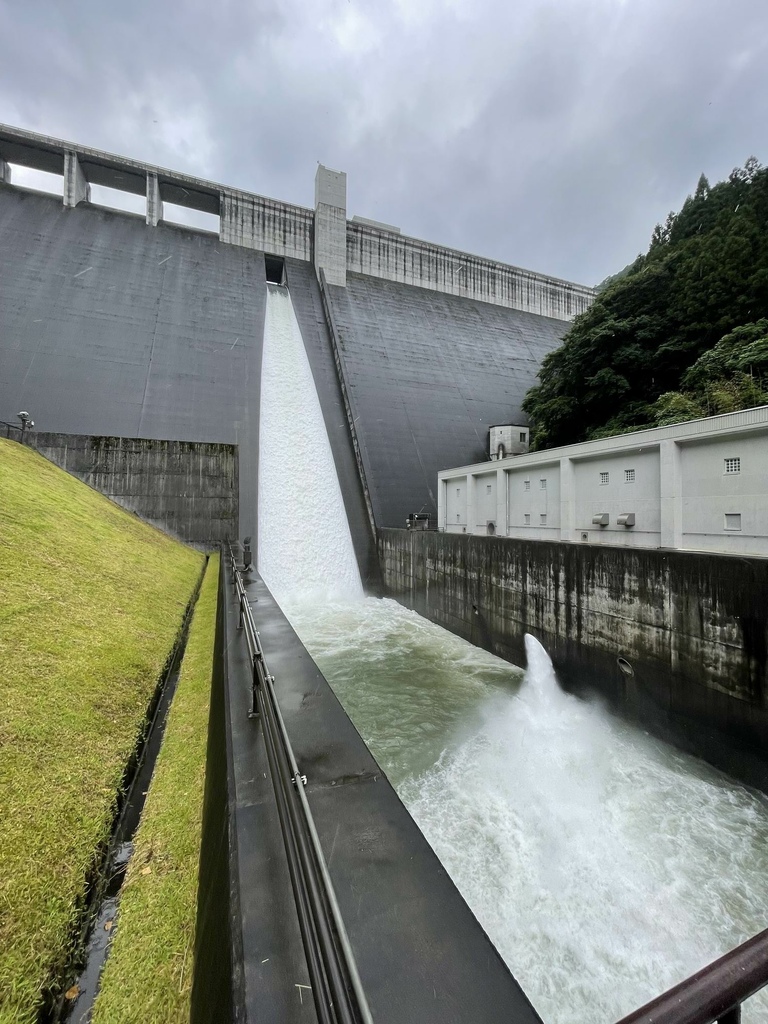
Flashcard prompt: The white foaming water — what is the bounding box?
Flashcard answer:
[258,286,768,1021]
[258,284,362,606]
[399,634,768,1023]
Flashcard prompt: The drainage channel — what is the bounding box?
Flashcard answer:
[42,560,208,1024]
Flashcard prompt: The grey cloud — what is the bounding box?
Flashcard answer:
[1,0,766,284]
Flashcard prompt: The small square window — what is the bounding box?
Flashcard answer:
[540,478,547,490]
[600,472,609,485]
[524,480,530,491]
[724,513,742,531]
[524,513,531,525]
[540,513,547,525]
[625,469,635,482]
[519,432,527,443]
[486,484,492,493]
[724,458,741,474]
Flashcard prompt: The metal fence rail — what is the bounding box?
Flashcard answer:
[615,926,768,1024]
[228,547,373,1024]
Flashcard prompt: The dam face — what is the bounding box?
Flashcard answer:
[0,124,594,555]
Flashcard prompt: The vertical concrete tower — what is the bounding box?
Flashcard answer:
[314,164,347,286]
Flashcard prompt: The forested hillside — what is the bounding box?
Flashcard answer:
[523,159,768,449]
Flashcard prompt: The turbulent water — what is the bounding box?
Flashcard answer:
[258,282,768,1024]
[258,283,362,607]
[287,595,768,1024]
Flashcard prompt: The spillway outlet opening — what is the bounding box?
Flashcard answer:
[617,657,635,677]
[265,254,286,285]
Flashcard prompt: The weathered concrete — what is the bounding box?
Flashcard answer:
[378,529,768,790]
[63,151,90,208]
[30,432,237,547]
[146,172,163,226]
[346,220,595,319]
[314,165,347,286]
[0,157,9,183]
[219,191,312,259]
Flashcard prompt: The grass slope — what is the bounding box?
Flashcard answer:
[92,554,218,1024]
[0,439,203,1024]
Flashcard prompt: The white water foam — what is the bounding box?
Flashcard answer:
[399,634,768,1023]
[258,283,363,607]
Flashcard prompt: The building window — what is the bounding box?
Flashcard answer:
[519,432,527,443]
[524,513,531,525]
[724,513,742,531]
[540,478,547,490]
[456,487,461,495]
[540,513,547,525]
[625,469,635,482]
[724,458,741,474]
[524,480,530,491]
[456,513,460,522]
[486,484,492,493]
[600,472,609,485]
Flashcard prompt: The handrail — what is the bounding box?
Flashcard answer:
[227,546,374,1024]
[615,927,768,1024]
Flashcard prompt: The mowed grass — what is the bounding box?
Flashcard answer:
[0,439,204,1024]
[92,554,218,1024]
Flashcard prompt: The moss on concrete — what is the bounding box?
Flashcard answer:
[91,555,218,1024]
[0,439,203,1024]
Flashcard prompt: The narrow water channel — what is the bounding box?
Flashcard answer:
[287,594,768,1024]
[258,282,768,1024]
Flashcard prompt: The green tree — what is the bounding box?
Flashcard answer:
[523,159,768,447]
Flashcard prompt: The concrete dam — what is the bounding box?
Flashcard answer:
[2,124,768,1023]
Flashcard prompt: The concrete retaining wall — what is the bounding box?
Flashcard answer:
[378,528,768,789]
[30,433,237,547]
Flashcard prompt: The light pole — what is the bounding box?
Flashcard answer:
[17,411,34,443]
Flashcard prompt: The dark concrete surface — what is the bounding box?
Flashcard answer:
[378,528,768,792]
[326,273,567,528]
[0,186,265,543]
[27,432,237,547]
[212,559,543,1024]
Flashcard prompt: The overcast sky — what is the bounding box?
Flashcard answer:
[1,0,766,285]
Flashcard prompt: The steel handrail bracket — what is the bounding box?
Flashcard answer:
[228,547,374,1024]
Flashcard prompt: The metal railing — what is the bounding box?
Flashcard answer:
[227,547,373,1024]
[615,926,768,1024]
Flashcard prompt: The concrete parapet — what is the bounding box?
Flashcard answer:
[219,190,312,259]
[378,528,768,790]
[346,221,594,320]
[146,172,163,226]
[29,432,238,548]
[314,165,347,286]
[63,151,90,208]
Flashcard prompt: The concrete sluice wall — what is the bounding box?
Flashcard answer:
[28,432,237,547]
[378,528,768,790]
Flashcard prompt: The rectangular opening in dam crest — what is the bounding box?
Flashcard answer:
[163,202,220,234]
[264,254,286,284]
[7,164,64,198]
[90,183,146,217]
